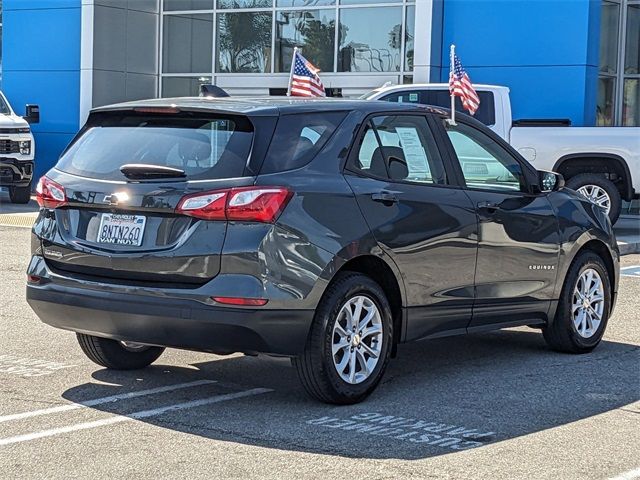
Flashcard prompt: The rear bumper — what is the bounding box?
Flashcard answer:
[26,264,314,357]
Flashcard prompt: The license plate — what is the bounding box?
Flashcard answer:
[97,213,146,246]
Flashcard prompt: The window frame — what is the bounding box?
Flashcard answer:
[430,116,540,196]
[344,111,454,188]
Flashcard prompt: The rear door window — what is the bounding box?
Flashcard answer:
[260,112,347,174]
[57,113,254,181]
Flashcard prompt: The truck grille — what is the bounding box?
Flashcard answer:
[0,140,20,154]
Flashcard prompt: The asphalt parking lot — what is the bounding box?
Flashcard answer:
[0,222,638,480]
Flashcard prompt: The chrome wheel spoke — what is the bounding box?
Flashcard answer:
[335,351,350,374]
[360,341,379,359]
[348,351,357,383]
[332,338,350,356]
[355,349,369,377]
[361,324,382,339]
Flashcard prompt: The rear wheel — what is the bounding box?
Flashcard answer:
[76,333,165,370]
[293,273,393,404]
[9,184,31,204]
[543,251,611,354]
[566,174,621,224]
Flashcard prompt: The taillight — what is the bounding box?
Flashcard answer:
[36,176,67,208]
[176,190,228,221]
[176,187,291,223]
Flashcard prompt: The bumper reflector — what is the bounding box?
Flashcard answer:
[212,297,268,307]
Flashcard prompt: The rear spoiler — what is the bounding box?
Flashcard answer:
[512,118,571,127]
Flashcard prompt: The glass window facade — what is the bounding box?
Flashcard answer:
[275,10,336,73]
[216,11,272,73]
[160,0,415,96]
[597,0,640,126]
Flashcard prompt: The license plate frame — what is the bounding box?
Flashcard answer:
[97,213,146,247]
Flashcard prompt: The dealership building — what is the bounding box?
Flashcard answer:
[1,0,639,180]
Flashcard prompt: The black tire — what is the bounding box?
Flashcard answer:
[76,333,165,370]
[543,251,611,354]
[293,272,393,404]
[566,174,621,224]
[9,184,31,204]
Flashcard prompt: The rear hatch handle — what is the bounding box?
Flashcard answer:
[120,164,186,180]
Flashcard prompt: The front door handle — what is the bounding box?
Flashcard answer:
[372,192,399,204]
[477,201,500,211]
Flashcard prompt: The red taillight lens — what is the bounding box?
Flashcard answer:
[175,190,228,221]
[226,187,292,223]
[212,297,268,306]
[175,187,291,223]
[27,274,41,284]
[36,176,67,208]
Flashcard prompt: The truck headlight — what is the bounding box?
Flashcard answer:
[19,141,31,155]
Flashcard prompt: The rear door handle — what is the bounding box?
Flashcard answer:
[371,192,399,204]
[477,201,500,211]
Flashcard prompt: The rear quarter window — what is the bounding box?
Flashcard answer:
[57,113,254,181]
[260,112,347,174]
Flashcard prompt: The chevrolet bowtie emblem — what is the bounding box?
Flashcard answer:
[103,191,130,205]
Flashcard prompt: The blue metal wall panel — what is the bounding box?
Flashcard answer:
[3,0,81,182]
[441,0,601,126]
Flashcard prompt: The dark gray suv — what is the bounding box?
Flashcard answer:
[26,97,619,404]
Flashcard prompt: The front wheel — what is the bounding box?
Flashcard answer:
[293,273,393,404]
[543,251,611,354]
[76,333,165,370]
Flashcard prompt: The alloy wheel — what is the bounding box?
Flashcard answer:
[576,185,611,214]
[331,295,383,384]
[571,268,605,339]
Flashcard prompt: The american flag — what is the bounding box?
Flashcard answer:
[289,50,325,98]
[449,53,480,115]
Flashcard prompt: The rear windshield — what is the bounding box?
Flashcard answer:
[260,112,347,174]
[57,113,254,181]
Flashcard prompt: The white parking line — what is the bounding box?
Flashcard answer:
[609,467,640,480]
[0,387,271,446]
[0,380,216,423]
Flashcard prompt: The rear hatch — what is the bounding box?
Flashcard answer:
[37,108,262,286]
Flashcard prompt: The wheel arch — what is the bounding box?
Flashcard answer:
[575,239,617,296]
[553,153,633,201]
[331,254,406,352]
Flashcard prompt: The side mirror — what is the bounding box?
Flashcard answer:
[538,170,565,193]
[24,104,40,124]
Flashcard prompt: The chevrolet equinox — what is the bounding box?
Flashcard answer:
[26,98,619,404]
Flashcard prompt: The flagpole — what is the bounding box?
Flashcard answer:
[287,47,298,97]
[450,44,456,125]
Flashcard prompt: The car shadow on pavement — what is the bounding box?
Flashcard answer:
[62,328,640,460]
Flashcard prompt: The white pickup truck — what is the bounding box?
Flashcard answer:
[364,84,640,224]
[0,91,39,204]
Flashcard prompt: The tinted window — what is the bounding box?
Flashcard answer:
[260,112,347,174]
[446,122,525,192]
[353,115,446,184]
[57,114,254,181]
[380,90,496,126]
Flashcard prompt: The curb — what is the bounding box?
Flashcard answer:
[0,213,38,228]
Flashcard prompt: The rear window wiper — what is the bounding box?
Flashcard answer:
[119,164,186,180]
